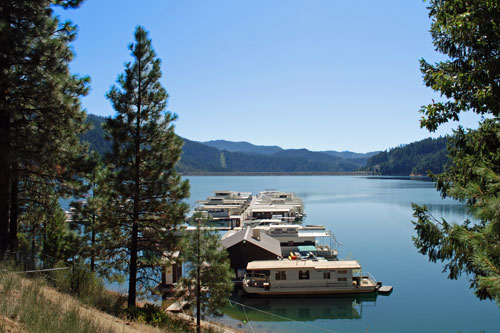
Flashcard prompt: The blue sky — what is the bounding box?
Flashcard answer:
[55,0,481,153]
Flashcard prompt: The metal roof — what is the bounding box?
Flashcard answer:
[221,227,282,257]
[246,260,361,270]
[298,230,331,237]
[251,207,292,212]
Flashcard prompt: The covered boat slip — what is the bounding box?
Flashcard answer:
[243,259,379,295]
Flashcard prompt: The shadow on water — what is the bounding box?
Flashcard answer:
[220,291,379,323]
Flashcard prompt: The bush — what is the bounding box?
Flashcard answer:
[125,303,194,331]
[50,265,125,316]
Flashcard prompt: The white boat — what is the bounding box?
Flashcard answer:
[251,224,340,259]
[242,259,381,296]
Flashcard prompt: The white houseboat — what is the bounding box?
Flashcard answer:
[238,224,340,259]
[242,259,381,296]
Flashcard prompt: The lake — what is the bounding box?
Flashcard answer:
[184,175,499,333]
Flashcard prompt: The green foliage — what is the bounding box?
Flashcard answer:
[51,265,126,316]
[419,1,500,132]
[69,154,112,274]
[0,0,90,254]
[102,26,189,307]
[176,214,234,322]
[80,115,112,156]
[124,304,194,331]
[412,0,500,303]
[365,137,450,175]
[40,204,74,267]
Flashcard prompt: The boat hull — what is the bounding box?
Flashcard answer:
[243,283,378,296]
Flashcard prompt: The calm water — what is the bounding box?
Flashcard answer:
[185,176,499,333]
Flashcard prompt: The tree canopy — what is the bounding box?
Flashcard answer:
[0,0,89,254]
[412,0,500,303]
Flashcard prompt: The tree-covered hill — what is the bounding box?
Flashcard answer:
[179,140,361,172]
[82,114,450,175]
[203,140,283,155]
[82,114,363,173]
[80,114,111,156]
[364,137,450,176]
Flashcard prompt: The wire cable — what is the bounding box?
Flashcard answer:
[229,299,338,333]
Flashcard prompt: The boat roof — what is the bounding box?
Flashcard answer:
[297,230,330,237]
[251,207,293,212]
[221,227,282,257]
[246,260,361,270]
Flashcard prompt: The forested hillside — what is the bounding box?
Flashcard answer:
[82,114,362,173]
[82,114,450,175]
[364,137,450,176]
[203,140,283,155]
[80,114,111,155]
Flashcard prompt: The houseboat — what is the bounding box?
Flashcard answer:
[242,259,381,296]
[244,224,340,259]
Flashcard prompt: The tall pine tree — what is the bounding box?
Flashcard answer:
[0,0,89,254]
[104,26,189,307]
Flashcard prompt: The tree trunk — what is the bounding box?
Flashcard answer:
[9,167,19,252]
[90,212,95,272]
[128,220,138,307]
[127,60,142,308]
[0,110,10,255]
[196,221,201,333]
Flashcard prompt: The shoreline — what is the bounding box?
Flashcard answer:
[180,171,375,176]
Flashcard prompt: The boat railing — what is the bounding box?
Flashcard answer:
[365,271,377,284]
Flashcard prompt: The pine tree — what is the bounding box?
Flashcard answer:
[104,26,190,307]
[69,153,109,273]
[176,214,234,333]
[0,0,89,254]
[412,0,500,303]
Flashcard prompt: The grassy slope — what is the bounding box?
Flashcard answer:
[0,271,231,333]
[0,272,162,333]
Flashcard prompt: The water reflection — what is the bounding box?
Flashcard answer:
[390,201,468,216]
[221,291,378,324]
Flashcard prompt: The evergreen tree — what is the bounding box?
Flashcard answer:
[412,0,500,302]
[69,153,108,272]
[0,0,89,254]
[104,26,190,307]
[176,215,234,333]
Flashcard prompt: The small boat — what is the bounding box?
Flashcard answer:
[242,259,381,296]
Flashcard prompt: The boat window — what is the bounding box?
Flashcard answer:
[338,270,347,274]
[273,228,282,234]
[299,308,310,318]
[323,272,331,279]
[275,271,286,280]
[276,308,287,316]
[299,270,310,280]
[338,277,347,282]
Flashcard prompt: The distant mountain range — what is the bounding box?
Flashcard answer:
[81,114,448,175]
[203,140,282,155]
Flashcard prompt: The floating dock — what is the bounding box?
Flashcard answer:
[378,285,393,295]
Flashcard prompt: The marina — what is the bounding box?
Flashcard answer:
[179,176,500,333]
[175,188,391,298]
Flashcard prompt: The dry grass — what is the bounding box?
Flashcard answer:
[0,272,162,333]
